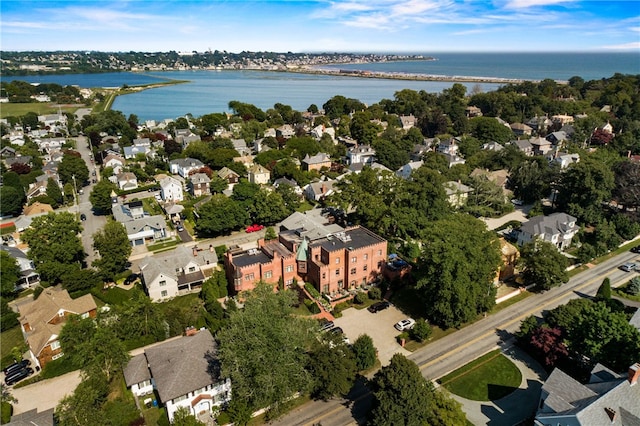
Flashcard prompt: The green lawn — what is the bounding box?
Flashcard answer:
[613,284,640,302]
[0,327,26,369]
[0,103,79,118]
[438,350,522,401]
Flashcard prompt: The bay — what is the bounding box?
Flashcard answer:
[326,52,640,81]
[112,70,503,121]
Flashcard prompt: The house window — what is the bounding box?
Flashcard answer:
[322,273,326,280]
[351,256,357,263]
[363,265,368,271]
[350,268,356,275]
[286,279,294,286]
[245,273,255,281]
[322,284,329,293]
[173,395,188,403]
[188,266,196,273]
[264,271,273,279]
[335,258,340,264]
[161,290,168,297]
[364,254,368,260]
[285,265,294,273]
[50,341,61,350]
[159,280,166,287]
[378,250,382,256]
[335,269,340,276]
[80,312,89,319]
[52,353,64,360]
[338,280,343,287]
[140,379,152,388]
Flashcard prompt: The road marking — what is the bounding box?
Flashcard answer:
[417,271,619,374]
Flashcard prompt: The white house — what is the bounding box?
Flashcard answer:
[517,212,579,251]
[0,246,40,291]
[169,158,204,178]
[112,201,167,246]
[139,245,218,301]
[103,154,126,175]
[303,180,335,202]
[123,329,231,424]
[160,176,184,202]
[396,160,423,180]
[116,172,138,191]
[347,145,376,165]
[248,164,270,185]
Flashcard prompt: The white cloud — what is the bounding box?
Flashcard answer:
[502,0,576,9]
[601,41,640,50]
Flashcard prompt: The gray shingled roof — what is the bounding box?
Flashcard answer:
[123,353,151,387]
[144,330,220,403]
[520,212,577,237]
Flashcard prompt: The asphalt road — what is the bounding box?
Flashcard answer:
[271,249,640,426]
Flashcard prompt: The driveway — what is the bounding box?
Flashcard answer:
[334,305,410,368]
[481,205,531,231]
[446,345,547,426]
[11,370,82,415]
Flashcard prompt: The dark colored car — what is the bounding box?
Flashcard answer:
[631,246,640,254]
[368,301,391,313]
[5,367,34,386]
[80,213,87,221]
[124,273,139,285]
[330,326,344,335]
[3,359,30,376]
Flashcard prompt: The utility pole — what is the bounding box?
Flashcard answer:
[72,174,78,216]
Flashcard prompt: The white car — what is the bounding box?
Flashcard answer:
[394,318,416,331]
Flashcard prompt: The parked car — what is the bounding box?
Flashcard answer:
[176,224,184,232]
[5,367,34,386]
[330,326,344,335]
[631,246,640,254]
[319,320,334,332]
[368,301,391,313]
[394,318,416,331]
[620,262,637,272]
[124,273,139,285]
[510,198,524,206]
[80,213,87,221]
[3,359,30,376]
[246,224,265,233]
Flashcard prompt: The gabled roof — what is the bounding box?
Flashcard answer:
[248,164,270,175]
[169,158,204,169]
[520,212,577,237]
[18,287,96,356]
[303,153,331,165]
[160,175,181,189]
[189,173,211,185]
[217,167,239,179]
[23,201,53,216]
[143,330,221,402]
[140,245,217,284]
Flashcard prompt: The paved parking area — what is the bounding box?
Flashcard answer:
[334,305,411,367]
[11,370,82,415]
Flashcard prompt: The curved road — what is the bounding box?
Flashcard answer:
[270,249,639,426]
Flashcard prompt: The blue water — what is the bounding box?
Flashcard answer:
[328,52,639,82]
[6,52,638,121]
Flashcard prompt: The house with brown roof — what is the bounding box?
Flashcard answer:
[217,167,240,190]
[124,329,231,423]
[18,287,97,369]
[23,201,53,216]
[302,153,332,171]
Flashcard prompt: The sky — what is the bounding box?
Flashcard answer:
[1,0,639,53]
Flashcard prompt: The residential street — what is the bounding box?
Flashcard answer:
[270,249,640,426]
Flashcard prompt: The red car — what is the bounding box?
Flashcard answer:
[246,224,264,233]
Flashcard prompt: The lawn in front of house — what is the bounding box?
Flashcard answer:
[0,326,27,369]
[438,350,522,401]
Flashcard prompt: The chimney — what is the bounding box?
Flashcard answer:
[629,363,640,385]
[209,244,214,252]
[192,246,198,257]
[321,184,326,194]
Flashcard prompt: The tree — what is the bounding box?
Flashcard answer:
[59,315,97,368]
[0,251,20,297]
[56,373,109,426]
[596,277,612,300]
[0,186,24,217]
[556,157,615,224]
[46,178,63,207]
[92,221,132,281]
[519,241,569,291]
[613,160,640,209]
[0,298,19,331]
[369,354,466,426]
[351,334,376,371]
[529,326,568,368]
[416,214,501,328]
[61,268,100,295]
[196,195,248,236]
[217,284,314,418]
[307,341,357,400]
[21,212,85,284]
[627,277,640,296]
[171,407,205,426]
[89,179,117,214]
[411,319,432,342]
[80,327,130,382]
[58,152,89,186]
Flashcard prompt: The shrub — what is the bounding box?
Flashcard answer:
[33,286,43,300]
[628,277,640,295]
[305,282,321,299]
[368,286,382,300]
[411,319,432,342]
[214,245,227,262]
[217,411,231,425]
[304,298,321,314]
[353,292,368,304]
[396,331,409,344]
[352,334,376,370]
[332,301,349,316]
[1,401,12,424]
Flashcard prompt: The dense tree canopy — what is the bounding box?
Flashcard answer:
[89,179,117,214]
[416,214,501,328]
[218,284,315,418]
[58,151,89,186]
[196,194,249,236]
[519,241,569,291]
[22,212,85,284]
[369,354,467,426]
[92,221,132,281]
[0,251,21,297]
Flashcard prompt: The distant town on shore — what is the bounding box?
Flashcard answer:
[1,50,434,76]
